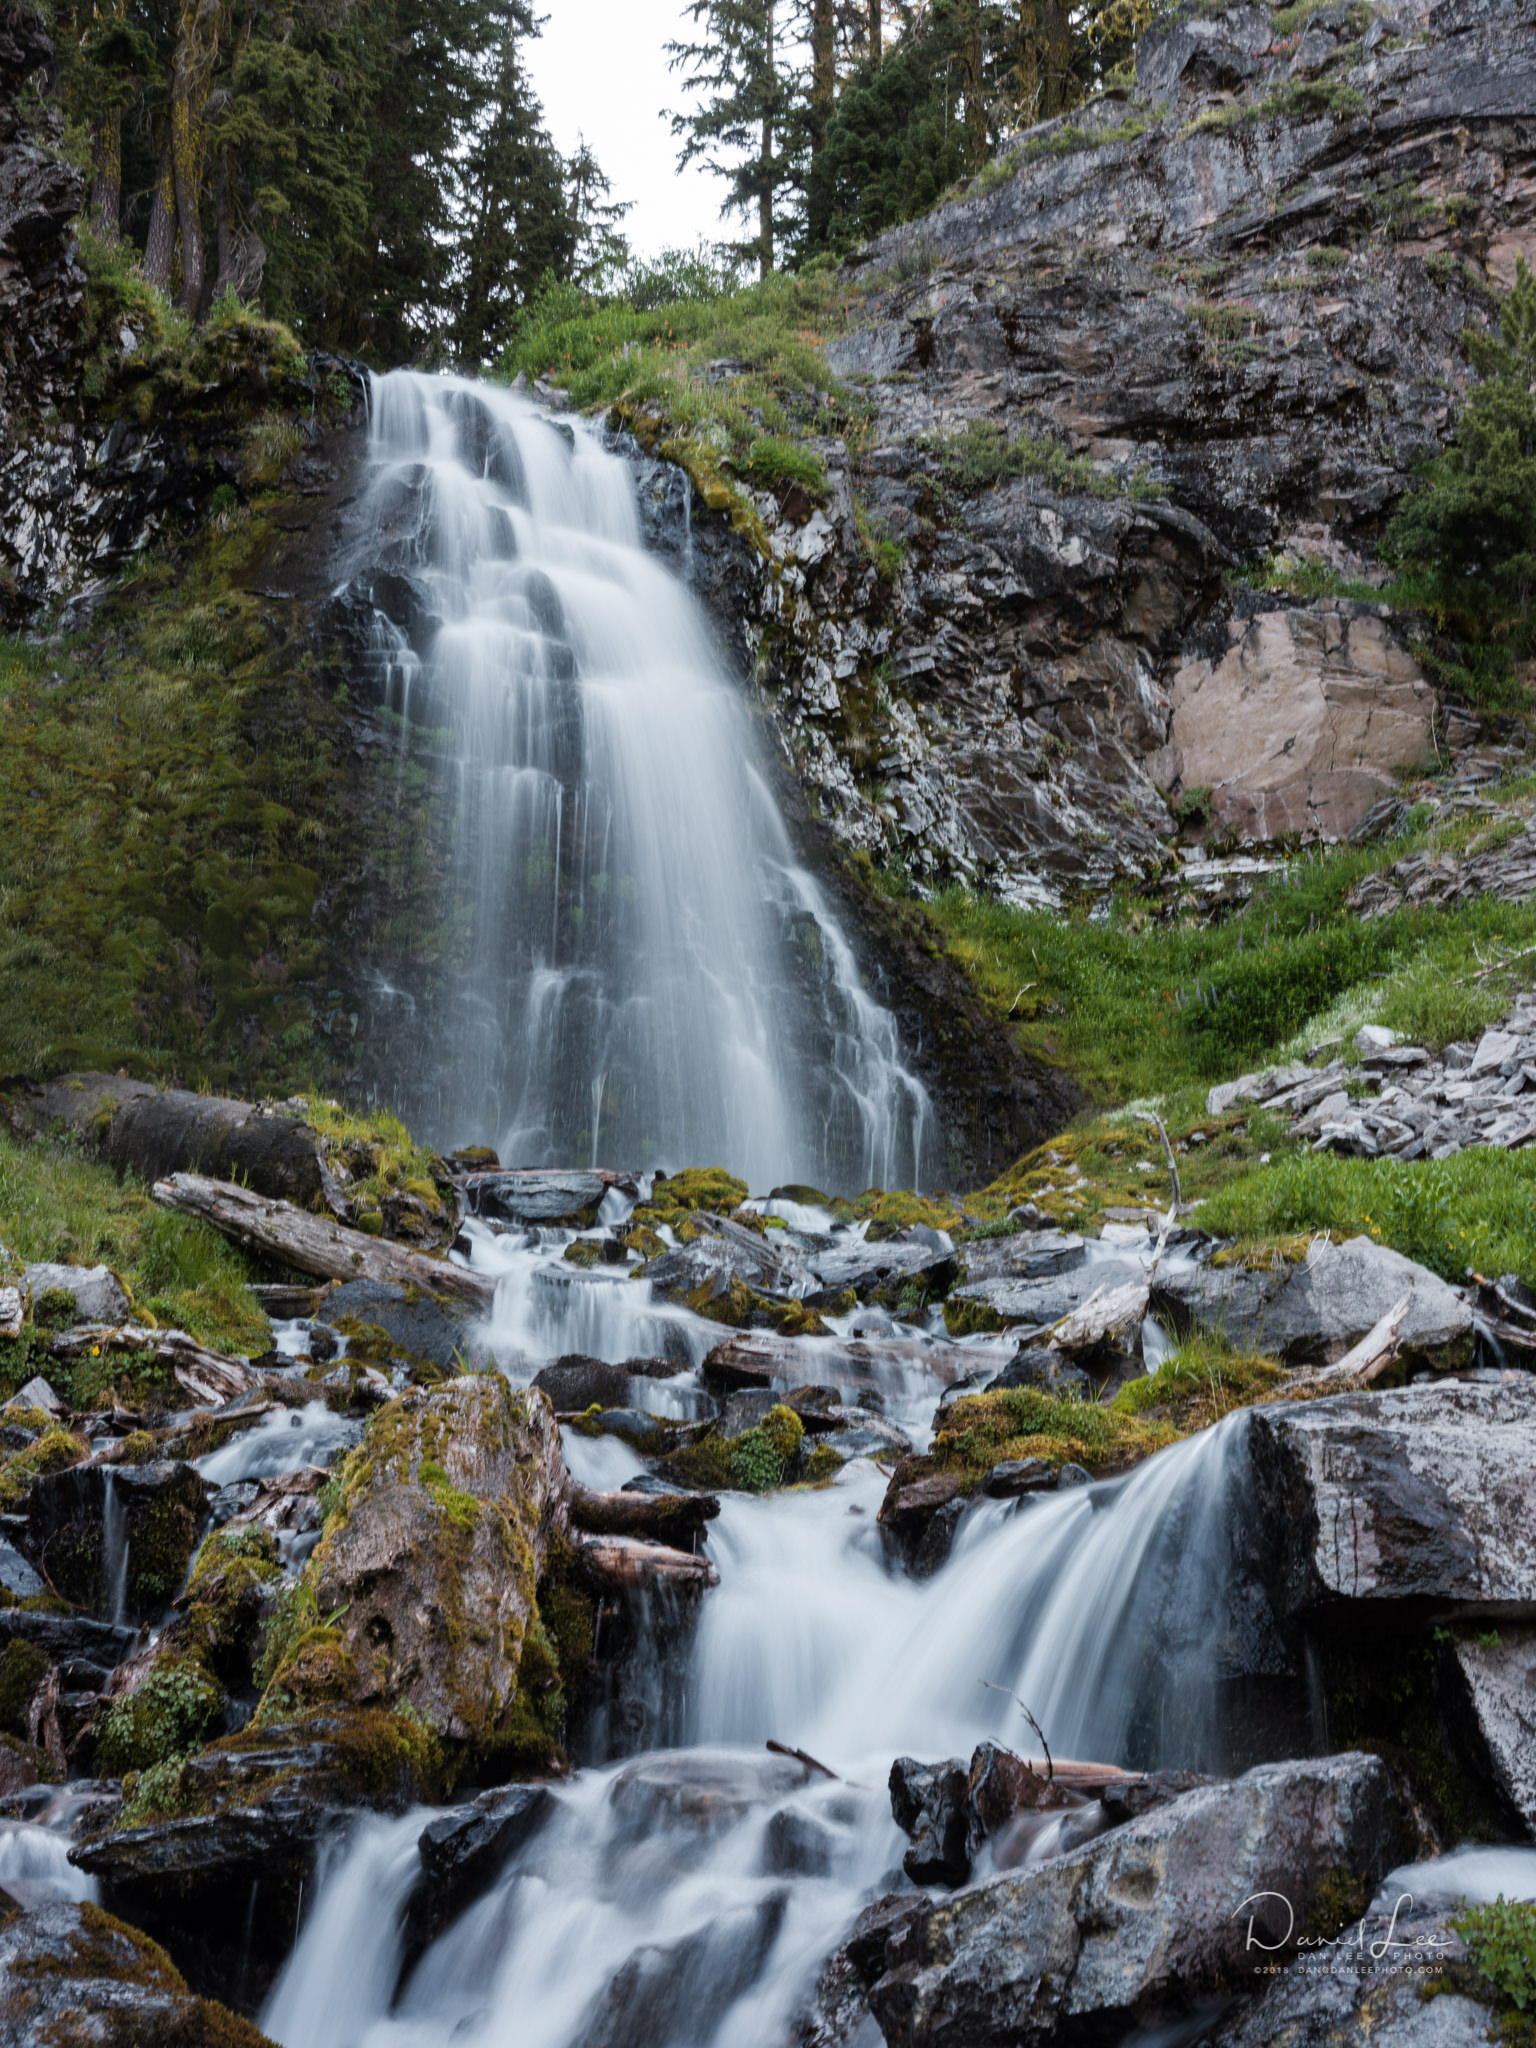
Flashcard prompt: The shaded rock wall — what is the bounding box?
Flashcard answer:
[0,5,84,464]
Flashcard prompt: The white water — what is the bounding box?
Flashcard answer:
[353,372,931,1193]
[100,1469,130,1627]
[263,1358,1251,2048]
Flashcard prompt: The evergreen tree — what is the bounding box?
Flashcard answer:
[668,0,797,278]
[567,136,632,289]
[1388,259,1536,631]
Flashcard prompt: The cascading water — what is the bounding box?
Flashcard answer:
[352,372,931,1193]
[261,1388,1258,2048]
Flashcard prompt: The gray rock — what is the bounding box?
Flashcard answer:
[22,1262,130,1325]
[1209,1907,1485,2048]
[1248,1379,1536,1623]
[1160,1235,1474,1370]
[645,1219,815,1309]
[889,1754,971,1885]
[956,1231,1086,1285]
[860,1753,1410,2046]
[1446,1625,1536,1834]
[983,1458,1058,1497]
[406,1783,553,1948]
[462,1167,637,1227]
[315,1277,466,1368]
[10,1376,63,1415]
[0,1542,43,1599]
[802,1235,959,1307]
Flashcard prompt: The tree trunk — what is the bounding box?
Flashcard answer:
[143,139,178,291]
[88,110,122,235]
[868,0,881,64]
[168,0,224,316]
[811,0,834,160]
[758,0,774,278]
[959,0,987,167]
[151,1172,497,1309]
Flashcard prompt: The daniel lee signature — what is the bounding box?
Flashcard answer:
[1233,1890,1455,1965]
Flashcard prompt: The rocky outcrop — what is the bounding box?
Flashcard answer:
[0,1897,275,2048]
[670,0,1536,903]
[1169,603,1436,844]
[849,1752,1410,2046]
[1248,1378,1536,1621]
[1208,1904,1487,2048]
[0,5,85,460]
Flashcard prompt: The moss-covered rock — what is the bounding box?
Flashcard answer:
[0,1895,278,2046]
[93,1653,225,1777]
[261,1376,566,1759]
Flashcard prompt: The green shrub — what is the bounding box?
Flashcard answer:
[1386,258,1536,663]
[1452,1896,1536,2011]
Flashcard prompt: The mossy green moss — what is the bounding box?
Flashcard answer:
[943,1298,1006,1337]
[0,1638,49,1734]
[169,1526,283,1688]
[0,1426,89,1509]
[93,1654,225,1776]
[839,1188,966,1241]
[803,1441,844,1483]
[681,1276,829,1337]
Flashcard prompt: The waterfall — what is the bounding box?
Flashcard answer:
[350,371,932,1193]
[100,1471,130,1628]
[261,1416,1256,2048]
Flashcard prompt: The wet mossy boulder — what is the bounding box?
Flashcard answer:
[17,1458,205,1620]
[272,1376,566,1753]
[0,1895,277,2047]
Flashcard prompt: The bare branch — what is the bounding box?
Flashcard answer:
[980,1679,1053,1782]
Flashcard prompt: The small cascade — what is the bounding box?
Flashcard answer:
[349,371,932,1193]
[262,1409,1257,2048]
[100,1470,130,1628]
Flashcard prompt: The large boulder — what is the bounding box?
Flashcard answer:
[1247,1380,1536,1623]
[1157,1236,1475,1371]
[462,1168,637,1227]
[1168,603,1436,844]
[313,1277,467,1370]
[857,1753,1411,2047]
[1443,1625,1536,1837]
[22,1262,131,1325]
[0,1896,275,2047]
[302,1374,567,1747]
[1208,1905,1486,2048]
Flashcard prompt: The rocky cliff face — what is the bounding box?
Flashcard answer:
[675,0,1533,907]
[0,4,84,465]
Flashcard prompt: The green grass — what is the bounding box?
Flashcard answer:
[920,836,1536,1112]
[496,268,864,524]
[0,1128,269,1355]
[917,419,1162,500]
[1199,1149,1536,1288]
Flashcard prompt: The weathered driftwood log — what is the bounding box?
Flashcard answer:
[1048,1280,1149,1355]
[151,1173,494,1309]
[1296,1291,1413,1387]
[566,1480,720,1548]
[48,1324,263,1406]
[570,1532,719,1592]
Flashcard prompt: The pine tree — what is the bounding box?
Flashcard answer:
[567,137,631,290]
[1388,259,1536,632]
[668,0,797,278]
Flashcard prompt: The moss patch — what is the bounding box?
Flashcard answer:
[93,1654,225,1776]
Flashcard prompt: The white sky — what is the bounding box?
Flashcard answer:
[528,0,732,259]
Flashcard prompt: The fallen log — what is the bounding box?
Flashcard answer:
[48,1324,264,1406]
[1048,1280,1149,1355]
[570,1532,719,1592]
[151,1173,495,1310]
[566,1480,720,1548]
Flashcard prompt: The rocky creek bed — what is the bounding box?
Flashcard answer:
[0,1118,1532,2045]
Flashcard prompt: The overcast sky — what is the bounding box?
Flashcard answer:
[527,0,731,260]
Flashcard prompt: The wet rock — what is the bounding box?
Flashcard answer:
[1170,604,1435,844]
[890,1754,971,1886]
[1209,1906,1485,2048]
[860,1753,1411,2046]
[300,1376,566,1747]
[802,1236,960,1310]
[1443,1625,1536,1835]
[0,1611,136,1695]
[405,1782,553,1948]
[462,1168,637,1227]
[764,1808,837,1878]
[878,1468,963,1572]
[644,1220,816,1311]
[983,1458,1057,1497]
[17,1460,205,1623]
[0,1895,276,2048]
[1248,1379,1536,1623]
[534,1355,634,1411]
[985,1349,1092,1399]
[314,1277,466,1370]
[576,1894,788,2048]
[21,1262,131,1325]
[955,1231,1086,1287]
[1159,1236,1475,1371]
